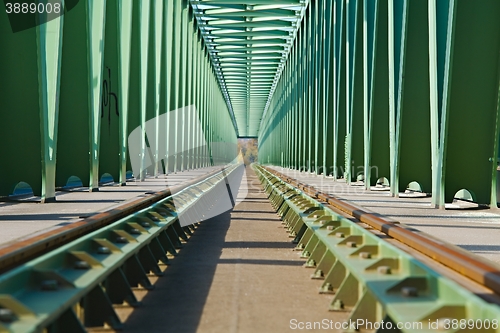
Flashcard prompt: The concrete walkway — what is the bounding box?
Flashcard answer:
[118,167,348,333]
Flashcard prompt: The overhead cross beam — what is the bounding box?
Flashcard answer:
[190,0,307,137]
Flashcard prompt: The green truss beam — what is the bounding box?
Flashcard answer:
[191,0,307,137]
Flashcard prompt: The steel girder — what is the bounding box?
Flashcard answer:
[258,0,500,208]
[190,0,308,137]
[0,0,238,201]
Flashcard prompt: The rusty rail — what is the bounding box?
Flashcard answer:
[0,166,230,274]
[261,166,500,295]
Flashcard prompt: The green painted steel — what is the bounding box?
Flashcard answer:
[254,164,500,332]
[390,0,432,196]
[2,0,499,204]
[364,0,390,189]
[38,9,64,202]
[0,0,237,201]
[346,0,364,183]
[0,165,240,332]
[432,0,500,208]
[55,0,106,193]
[100,0,123,185]
[258,0,500,207]
[0,3,63,201]
[117,0,134,186]
[190,0,308,137]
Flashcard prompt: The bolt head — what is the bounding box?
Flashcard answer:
[97,246,111,254]
[322,283,333,291]
[332,299,344,310]
[359,252,371,259]
[74,261,91,270]
[377,266,391,275]
[41,280,59,291]
[312,270,323,278]
[401,286,418,297]
[129,228,141,235]
[0,309,15,323]
[116,236,128,244]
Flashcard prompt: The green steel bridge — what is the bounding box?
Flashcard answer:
[1,0,500,332]
[1,0,500,208]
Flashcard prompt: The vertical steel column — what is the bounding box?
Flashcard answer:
[184,7,194,171]
[346,0,364,183]
[363,0,390,189]
[334,0,346,180]
[100,0,122,184]
[363,0,375,188]
[321,0,329,177]
[291,46,296,170]
[306,1,314,173]
[286,55,292,169]
[127,0,148,181]
[118,0,133,185]
[435,1,500,207]
[171,0,181,173]
[295,24,301,170]
[398,0,432,195]
[88,1,107,190]
[136,0,149,181]
[125,0,142,176]
[179,0,189,171]
[324,0,334,177]
[208,66,214,165]
[153,0,164,177]
[428,0,449,206]
[387,0,405,196]
[201,45,208,167]
[203,50,210,167]
[163,0,174,174]
[38,12,64,202]
[157,0,169,175]
[56,0,106,191]
[313,0,322,175]
[144,0,163,178]
[301,10,308,171]
[192,28,201,170]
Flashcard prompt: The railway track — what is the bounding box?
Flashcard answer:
[254,164,500,332]
[2,163,500,333]
[0,167,235,275]
[0,164,243,333]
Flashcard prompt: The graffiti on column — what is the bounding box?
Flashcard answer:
[101,66,119,133]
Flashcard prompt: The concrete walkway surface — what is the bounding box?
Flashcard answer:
[114,167,348,333]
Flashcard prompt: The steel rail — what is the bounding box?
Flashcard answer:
[0,164,243,332]
[0,166,233,274]
[260,165,500,296]
[253,164,500,332]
